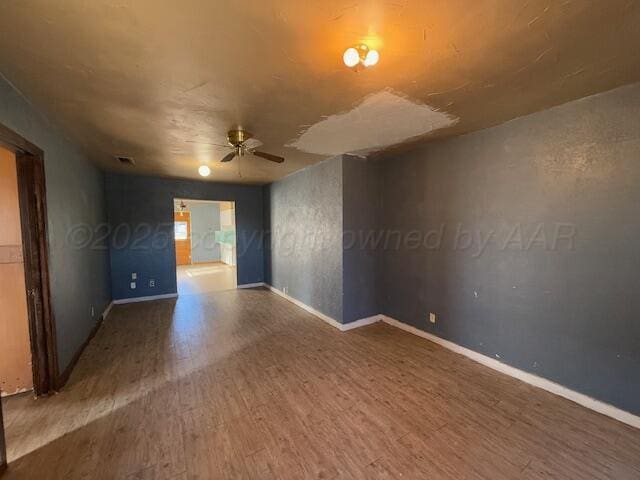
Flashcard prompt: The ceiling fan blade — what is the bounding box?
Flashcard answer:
[221,151,236,163]
[242,138,263,150]
[187,140,230,148]
[253,151,285,163]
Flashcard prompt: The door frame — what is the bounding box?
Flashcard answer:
[172,198,239,289]
[0,121,58,399]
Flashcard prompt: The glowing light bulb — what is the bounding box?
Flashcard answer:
[364,49,379,67]
[343,47,360,67]
[198,165,211,177]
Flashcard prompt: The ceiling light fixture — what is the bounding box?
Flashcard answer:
[198,165,211,177]
[343,44,379,70]
[178,200,187,216]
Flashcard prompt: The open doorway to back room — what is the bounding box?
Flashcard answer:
[173,199,237,295]
[0,146,32,398]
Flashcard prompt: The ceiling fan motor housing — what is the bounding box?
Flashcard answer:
[227,129,252,147]
[220,128,284,163]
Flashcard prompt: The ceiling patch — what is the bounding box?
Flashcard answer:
[287,90,458,156]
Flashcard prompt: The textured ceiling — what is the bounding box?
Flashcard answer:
[1,0,639,184]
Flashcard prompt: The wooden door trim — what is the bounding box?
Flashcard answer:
[0,122,58,397]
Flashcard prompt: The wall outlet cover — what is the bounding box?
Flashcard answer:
[131,273,137,280]
[429,312,436,324]
[130,282,136,289]
[149,279,155,287]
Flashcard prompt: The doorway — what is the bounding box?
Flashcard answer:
[173,199,237,295]
[0,122,57,473]
[0,147,32,397]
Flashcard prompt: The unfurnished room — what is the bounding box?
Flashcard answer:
[0,1,639,478]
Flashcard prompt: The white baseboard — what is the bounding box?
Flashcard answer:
[381,315,640,430]
[113,293,178,304]
[237,282,266,289]
[265,284,379,332]
[266,284,343,329]
[340,315,383,331]
[101,301,114,319]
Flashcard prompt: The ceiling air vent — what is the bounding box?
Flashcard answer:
[116,156,135,166]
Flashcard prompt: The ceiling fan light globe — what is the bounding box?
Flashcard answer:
[198,165,211,177]
[343,47,360,67]
[364,49,379,67]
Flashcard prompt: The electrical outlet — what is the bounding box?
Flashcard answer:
[131,272,137,280]
[130,282,136,289]
[149,279,155,288]
[429,312,436,324]
[283,286,287,295]
[91,306,95,318]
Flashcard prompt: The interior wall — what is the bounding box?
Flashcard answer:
[377,82,640,415]
[188,202,221,264]
[263,186,272,284]
[0,147,32,395]
[0,75,111,374]
[265,156,344,322]
[342,155,379,323]
[106,173,264,299]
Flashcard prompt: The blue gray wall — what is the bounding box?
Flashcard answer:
[189,202,221,263]
[106,173,264,300]
[0,74,111,373]
[266,156,344,322]
[377,83,640,415]
[265,154,380,324]
[343,155,379,323]
[263,185,272,286]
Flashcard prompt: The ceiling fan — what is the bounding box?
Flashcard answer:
[197,129,285,164]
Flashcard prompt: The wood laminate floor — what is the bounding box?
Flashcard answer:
[2,288,639,479]
[176,263,237,296]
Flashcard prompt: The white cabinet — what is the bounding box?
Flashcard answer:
[220,243,236,266]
